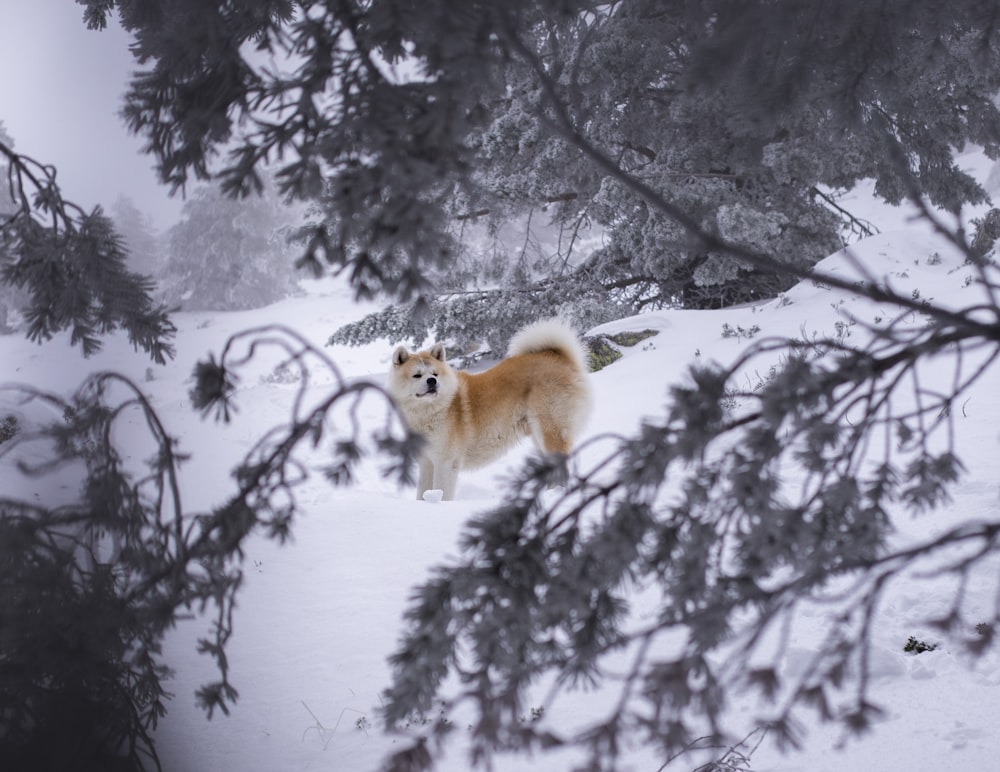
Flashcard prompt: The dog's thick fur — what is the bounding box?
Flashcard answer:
[387,318,592,500]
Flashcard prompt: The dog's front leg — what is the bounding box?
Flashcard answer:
[435,460,460,501]
[417,456,435,500]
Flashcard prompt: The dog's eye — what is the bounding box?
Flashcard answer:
[412,374,421,379]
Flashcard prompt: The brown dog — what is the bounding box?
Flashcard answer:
[387,318,592,500]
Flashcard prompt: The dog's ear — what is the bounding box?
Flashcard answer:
[392,346,410,366]
[429,342,446,362]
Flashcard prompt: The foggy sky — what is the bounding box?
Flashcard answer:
[1,0,182,228]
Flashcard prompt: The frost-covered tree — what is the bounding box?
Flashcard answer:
[111,195,163,278]
[472,0,1000,304]
[0,121,22,332]
[4,1,999,769]
[159,177,304,310]
[329,0,999,349]
[458,1,850,312]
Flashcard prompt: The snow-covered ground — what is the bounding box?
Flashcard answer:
[3,147,1000,771]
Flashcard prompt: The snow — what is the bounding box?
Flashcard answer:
[3,147,1000,771]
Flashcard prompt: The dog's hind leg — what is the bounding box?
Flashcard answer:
[527,419,573,488]
[530,418,572,456]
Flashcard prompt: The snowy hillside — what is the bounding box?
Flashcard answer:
[2,148,1000,772]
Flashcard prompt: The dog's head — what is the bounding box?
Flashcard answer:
[389,342,452,403]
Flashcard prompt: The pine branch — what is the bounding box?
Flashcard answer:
[0,141,176,362]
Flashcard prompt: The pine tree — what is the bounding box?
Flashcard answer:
[159,177,304,311]
[111,195,162,278]
[0,122,24,332]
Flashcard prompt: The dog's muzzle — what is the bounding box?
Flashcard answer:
[419,377,438,397]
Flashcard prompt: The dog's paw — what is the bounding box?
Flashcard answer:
[422,489,445,503]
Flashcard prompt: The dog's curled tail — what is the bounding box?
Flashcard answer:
[506,318,590,373]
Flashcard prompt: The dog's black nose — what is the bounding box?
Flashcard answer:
[426,377,437,388]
